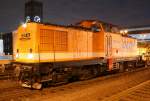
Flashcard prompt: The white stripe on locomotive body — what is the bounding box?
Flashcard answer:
[14,51,138,63]
[14,52,105,62]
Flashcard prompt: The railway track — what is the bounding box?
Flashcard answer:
[0,87,33,101]
[0,67,149,101]
[103,80,150,101]
[0,72,14,80]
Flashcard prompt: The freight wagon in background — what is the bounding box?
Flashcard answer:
[12,20,145,89]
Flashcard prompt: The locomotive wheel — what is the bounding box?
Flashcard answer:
[51,71,69,85]
[92,66,100,77]
[79,68,92,80]
[52,71,57,83]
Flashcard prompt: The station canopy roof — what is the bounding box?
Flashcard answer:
[126,26,150,41]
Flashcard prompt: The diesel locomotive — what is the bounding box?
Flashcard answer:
[12,20,144,89]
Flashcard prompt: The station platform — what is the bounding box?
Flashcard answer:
[0,55,12,68]
[0,55,13,60]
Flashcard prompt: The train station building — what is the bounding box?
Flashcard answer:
[127,26,150,42]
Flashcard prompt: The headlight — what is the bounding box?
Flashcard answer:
[22,23,27,28]
[16,53,19,58]
[28,53,33,59]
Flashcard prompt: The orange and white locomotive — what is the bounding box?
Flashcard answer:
[13,20,143,89]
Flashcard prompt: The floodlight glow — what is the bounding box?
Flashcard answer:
[22,23,27,28]
[120,30,123,34]
[124,30,128,33]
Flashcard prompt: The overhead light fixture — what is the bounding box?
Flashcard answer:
[124,30,128,34]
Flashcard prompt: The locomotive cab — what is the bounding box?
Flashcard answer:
[14,23,38,63]
[14,23,43,89]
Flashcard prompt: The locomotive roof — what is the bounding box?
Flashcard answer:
[42,22,93,31]
[75,19,123,28]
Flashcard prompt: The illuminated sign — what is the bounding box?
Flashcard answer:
[20,33,31,40]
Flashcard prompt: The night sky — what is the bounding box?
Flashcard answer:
[0,0,150,32]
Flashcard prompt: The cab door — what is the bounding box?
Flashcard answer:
[105,33,113,70]
[105,33,112,57]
